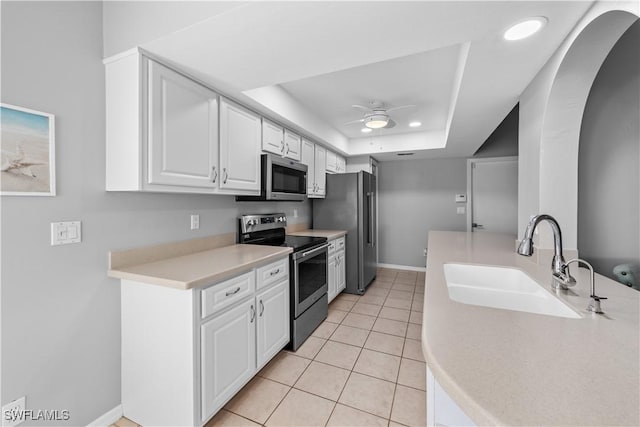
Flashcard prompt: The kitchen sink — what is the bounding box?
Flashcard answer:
[443,263,581,318]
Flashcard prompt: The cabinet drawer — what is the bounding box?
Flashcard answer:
[256,257,289,291]
[336,237,345,252]
[202,271,255,318]
[328,240,337,256]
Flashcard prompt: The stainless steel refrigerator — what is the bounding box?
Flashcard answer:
[312,171,376,294]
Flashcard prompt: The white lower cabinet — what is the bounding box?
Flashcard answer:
[327,237,346,302]
[256,280,290,369]
[120,256,290,427]
[201,299,256,421]
[426,366,476,427]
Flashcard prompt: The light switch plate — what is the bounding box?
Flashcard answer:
[51,221,81,246]
[457,206,466,215]
[455,194,467,203]
[190,214,200,230]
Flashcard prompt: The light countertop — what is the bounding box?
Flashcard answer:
[421,231,639,426]
[108,244,292,290]
[288,229,347,239]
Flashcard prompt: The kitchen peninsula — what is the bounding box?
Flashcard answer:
[422,231,640,426]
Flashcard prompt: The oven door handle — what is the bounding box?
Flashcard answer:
[294,243,329,260]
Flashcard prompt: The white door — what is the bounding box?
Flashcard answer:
[283,130,301,161]
[219,98,261,192]
[469,158,518,234]
[147,60,218,188]
[314,145,327,197]
[255,280,290,370]
[201,298,256,422]
[301,139,315,195]
[262,119,284,155]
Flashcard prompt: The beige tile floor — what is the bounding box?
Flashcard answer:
[113,267,427,427]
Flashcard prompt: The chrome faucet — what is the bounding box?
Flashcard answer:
[565,258,606,314]
[518,214,577,290]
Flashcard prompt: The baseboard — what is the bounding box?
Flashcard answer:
[378,263,426,272]
[87,405,122,427]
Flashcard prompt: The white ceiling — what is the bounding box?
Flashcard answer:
[140,1,595,160]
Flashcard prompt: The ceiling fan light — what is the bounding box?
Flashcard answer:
[365,114,389,129]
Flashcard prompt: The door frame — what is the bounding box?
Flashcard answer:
[466,156,518,232]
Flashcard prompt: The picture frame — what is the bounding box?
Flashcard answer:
[1,103,56,196]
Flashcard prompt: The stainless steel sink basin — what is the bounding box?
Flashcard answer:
[443,263,581,318]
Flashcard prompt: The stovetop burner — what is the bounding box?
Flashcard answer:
[238,213,327,252]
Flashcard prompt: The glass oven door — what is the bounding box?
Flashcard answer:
[292,244,328,317]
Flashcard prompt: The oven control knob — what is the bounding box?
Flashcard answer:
[278,216,285,222]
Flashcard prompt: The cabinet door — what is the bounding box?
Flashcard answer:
[337,251,346,293]
[201,299,256,422]
[314,145,327,197]
[262,119,284,155]
[283,130,301,161]
[301,139,315,195]
[256,280,290,370]
[325,150,337,173]
[219,98,261,192]
[327,254,337,303]
[337,156,346,174]
[147,60,218,188]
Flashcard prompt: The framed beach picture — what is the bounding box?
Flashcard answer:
[1,103,56,196]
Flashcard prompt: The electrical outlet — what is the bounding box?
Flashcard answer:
[2,396,26,427]
[423,248,427,257]
[190,214,200,230]
[293,208,298,218]
[457,206,466,215]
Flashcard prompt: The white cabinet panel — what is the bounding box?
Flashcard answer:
[148,60,219,188]
[256,280,290,369]
[314,145,327,197]
[326,150,338,173]
[328,253,337,303]
[301,139,316,195]
[201,298,256,422]
[219,98,261,192]
[201,271,255,319]
[336,155,346,174]
[283,130,301,161]
[337,251,346,294]
[262,119,284,155]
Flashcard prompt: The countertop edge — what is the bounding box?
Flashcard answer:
[108,246,293,290]
[288,229,347,239]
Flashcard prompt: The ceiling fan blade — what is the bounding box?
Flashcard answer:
[352,104,373,112]
[386,104,416,113]
[384,119,397,129]
[344,118,365,126]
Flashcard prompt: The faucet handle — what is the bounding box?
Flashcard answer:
[588,295,607,314]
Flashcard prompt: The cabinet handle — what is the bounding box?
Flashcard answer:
[286,143,290,155]
[225,287,241,296]
[270,268,280,276]
[259,300,264,317]
[281,141,285,154]
[250,305,255,323]
[211,166,217,183]
[223,168,228,184]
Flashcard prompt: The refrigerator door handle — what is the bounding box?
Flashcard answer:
[370,191,375,247]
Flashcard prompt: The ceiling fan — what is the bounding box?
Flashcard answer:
[344,100,416,129]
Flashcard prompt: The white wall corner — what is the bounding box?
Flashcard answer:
[86,405,123,427]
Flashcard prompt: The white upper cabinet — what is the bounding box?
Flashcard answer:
[336,155,346,173]
[219,98,262,192]
[283,130,301,161]
[314,145,327,197]
[326,150,338,173]
[301,139,316,196]
[105,50,260,195]
[147,60,219,188]
[262,119,284,156]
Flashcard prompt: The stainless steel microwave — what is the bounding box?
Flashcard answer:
[236,154,307,201]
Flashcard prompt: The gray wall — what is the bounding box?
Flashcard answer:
[473,104,519,158]
[378,158,468,268]
[578,21,640,281]
[1,2,310,424]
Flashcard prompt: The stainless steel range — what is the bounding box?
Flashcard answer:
[238,213,328,350]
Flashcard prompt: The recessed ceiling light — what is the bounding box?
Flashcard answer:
[504,17,547,41]
[361,128,372,133]
[409,121,422,128]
